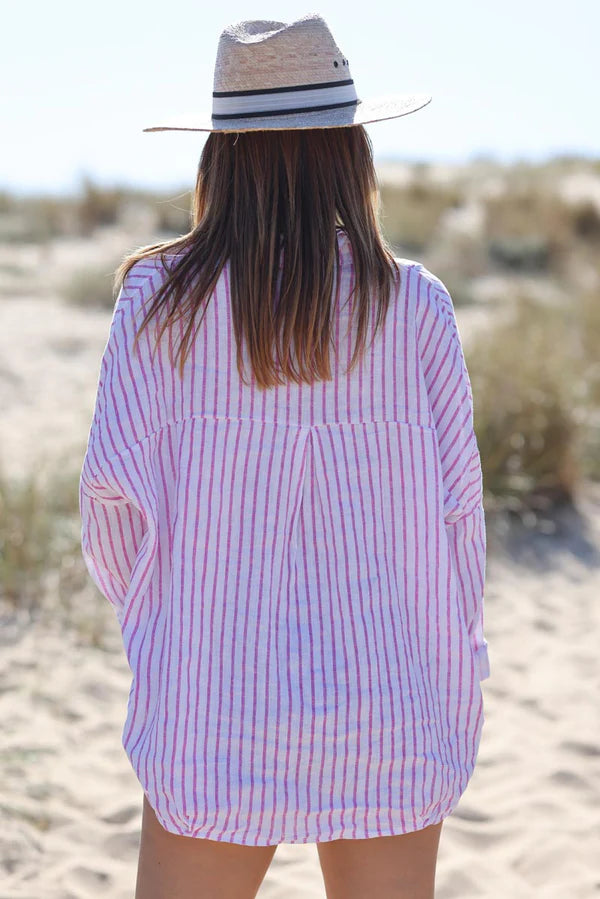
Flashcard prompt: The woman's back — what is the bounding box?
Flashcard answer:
[79,228,489,845]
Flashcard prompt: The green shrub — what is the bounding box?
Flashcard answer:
[571,287,600,480]
[488,235,551,273]
[0,454,114,647]
[62,264,117,309]
[76,178,125,236]
[0,196,76,243]
[379,179,462,254]
[481,180,599,277]
[0,455,87,610]
[470,294,584,514]
[572,201,600,242]
[154,190,193,234]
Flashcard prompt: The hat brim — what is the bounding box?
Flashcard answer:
[142,93,432,132]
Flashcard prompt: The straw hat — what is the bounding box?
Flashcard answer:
[143,12,432,133]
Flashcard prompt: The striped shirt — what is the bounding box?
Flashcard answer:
[79,228,490,845]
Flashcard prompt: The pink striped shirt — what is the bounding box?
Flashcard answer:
[79,229,490,845]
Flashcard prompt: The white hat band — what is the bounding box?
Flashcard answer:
[212,78,359,120]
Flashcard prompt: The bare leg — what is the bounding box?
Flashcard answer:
[135,793,278,899]
[316,820,444,899]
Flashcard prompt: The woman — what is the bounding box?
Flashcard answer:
[79,13,490,899]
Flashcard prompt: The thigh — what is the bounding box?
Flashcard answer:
[316,820,444,899]
[135,793,278,899]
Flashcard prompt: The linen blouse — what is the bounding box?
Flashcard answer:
[79,229,490,845]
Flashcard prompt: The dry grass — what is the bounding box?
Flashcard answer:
[469,291,595,517]
[482,173,600,280]
[571,286,600,479]
[0,180,193,245]
[0,455,114,647]
[379,179,462,254]
[154,190,193,234]
[61,263,118,310]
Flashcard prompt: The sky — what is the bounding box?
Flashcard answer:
[1,0,598,195]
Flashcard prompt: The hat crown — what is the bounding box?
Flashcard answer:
[213,13,352,93]
[142,12,432,133]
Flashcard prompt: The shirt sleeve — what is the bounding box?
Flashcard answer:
[78,263,158,622]
[415,265,490,681]
[79,480,149,621]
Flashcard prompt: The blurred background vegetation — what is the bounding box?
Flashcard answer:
[0,155,599,644]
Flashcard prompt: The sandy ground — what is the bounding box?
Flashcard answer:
[1,229,599,897]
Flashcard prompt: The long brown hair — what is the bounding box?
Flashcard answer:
[114,125,401,391]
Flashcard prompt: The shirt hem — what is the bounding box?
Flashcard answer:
[143,795,469,846]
